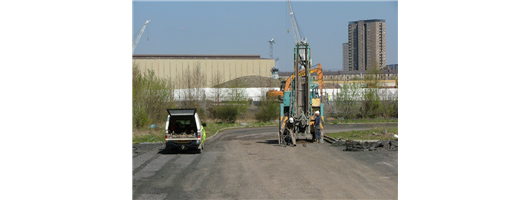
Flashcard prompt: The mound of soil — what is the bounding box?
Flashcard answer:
[215,76,281,88]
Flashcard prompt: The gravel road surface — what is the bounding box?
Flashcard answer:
[133,123,398,199]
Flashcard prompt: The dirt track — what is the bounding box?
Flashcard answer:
[133,124,398,199]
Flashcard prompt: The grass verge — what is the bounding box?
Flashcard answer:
[327,118,398,124]
[133,128,165,145]
[132,119,397,144]
[326,127,398,140]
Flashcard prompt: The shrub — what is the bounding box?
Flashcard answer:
[392,98,398,118]
[358,67,383,119]
[335,82,362,119]
[213,103,247,123]
[255,96,278,122]
[211,79,249,123]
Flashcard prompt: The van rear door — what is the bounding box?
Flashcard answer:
[167,109,196,117]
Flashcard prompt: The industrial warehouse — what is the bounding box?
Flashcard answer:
[132,54,275,88]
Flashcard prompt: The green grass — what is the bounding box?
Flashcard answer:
[133,128,165,145]
[326,127,398,140]
[327,118,397,124]
[246,121,278,127]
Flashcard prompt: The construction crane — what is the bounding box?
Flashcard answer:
[132,20,151,54]
[287,0,309,71]
[287,0,306,45]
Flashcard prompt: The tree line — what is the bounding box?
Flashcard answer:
[333,67,398,119]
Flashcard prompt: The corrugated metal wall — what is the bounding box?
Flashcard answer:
[133,59,274,88]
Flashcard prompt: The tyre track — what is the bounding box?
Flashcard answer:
[133,152,202,199]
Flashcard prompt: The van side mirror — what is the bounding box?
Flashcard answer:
[202,123,207,127]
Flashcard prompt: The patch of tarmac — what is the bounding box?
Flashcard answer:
[133,142,164,156]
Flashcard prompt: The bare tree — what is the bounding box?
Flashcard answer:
[336,81,362,119]
[360,67,382,118]
[210,69,225,106]
[178,62,206,118]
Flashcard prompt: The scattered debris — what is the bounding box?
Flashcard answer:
[324,135,397,152]
[323,135,338,143]
[342,140,398,152]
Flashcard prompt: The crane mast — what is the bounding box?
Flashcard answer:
[287,0,305,44]
[132,20,151,54]
[287,0,308,65]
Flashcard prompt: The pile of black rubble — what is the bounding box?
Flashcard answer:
[336,140,398,152]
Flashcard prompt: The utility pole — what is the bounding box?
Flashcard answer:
[269,38,279,79]
[269,38,275,59]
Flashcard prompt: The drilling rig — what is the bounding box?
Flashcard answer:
[278,0,324,146]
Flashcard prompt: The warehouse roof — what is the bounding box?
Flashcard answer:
[133,54,271,59]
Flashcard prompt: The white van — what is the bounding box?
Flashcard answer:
[165,109,206,153]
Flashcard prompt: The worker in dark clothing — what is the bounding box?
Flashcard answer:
[313,111,322,143]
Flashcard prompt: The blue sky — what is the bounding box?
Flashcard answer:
[133,1,398,72]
